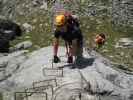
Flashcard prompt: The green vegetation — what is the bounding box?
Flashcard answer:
[11,11,53,51]
[0,93,3,100]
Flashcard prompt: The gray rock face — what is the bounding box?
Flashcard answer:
[0,50,28,83]
[115,38,133,48]
[0,46,133,100]
[0,0,17,19]
[112,0,133,26]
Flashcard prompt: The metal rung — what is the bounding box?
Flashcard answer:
[26,85,54,96]
[14,92,47,100]
[43,68,63,77]
[33,78,58,88]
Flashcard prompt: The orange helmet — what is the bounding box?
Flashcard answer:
[55,15,65,26]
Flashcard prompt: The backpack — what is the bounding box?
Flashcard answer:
[64,11,79,28]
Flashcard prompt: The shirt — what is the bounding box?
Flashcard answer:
[54,26,83,43]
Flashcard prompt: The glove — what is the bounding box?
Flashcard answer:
[53,56,60,63]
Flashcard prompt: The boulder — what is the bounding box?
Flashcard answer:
[22,23,32,33]
[10,41,32,52]
[0,38,9,53]
[0,19,22,53]
[0,19,22,39]
[115,38,133,48]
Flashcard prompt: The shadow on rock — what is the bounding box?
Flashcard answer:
[74,57,95,69]
[62,57,95,69]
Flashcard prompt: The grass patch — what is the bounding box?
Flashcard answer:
[0,93,3,100]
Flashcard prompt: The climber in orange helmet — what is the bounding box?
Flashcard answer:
[53,13,83,64]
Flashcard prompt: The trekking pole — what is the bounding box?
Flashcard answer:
[84,39,92,56]
[79,92,82,100]
[65,42,69,56]
[52,59,54,68]
[84,38,97,57]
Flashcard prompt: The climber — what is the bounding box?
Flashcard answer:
[53,13,83,64]
[94,33,106,49]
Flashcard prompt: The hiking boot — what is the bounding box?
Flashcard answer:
[67,56,73,63]
[53,56,60,63]
[75,56,83,65]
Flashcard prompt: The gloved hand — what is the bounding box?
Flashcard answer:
[53,55,60,63]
